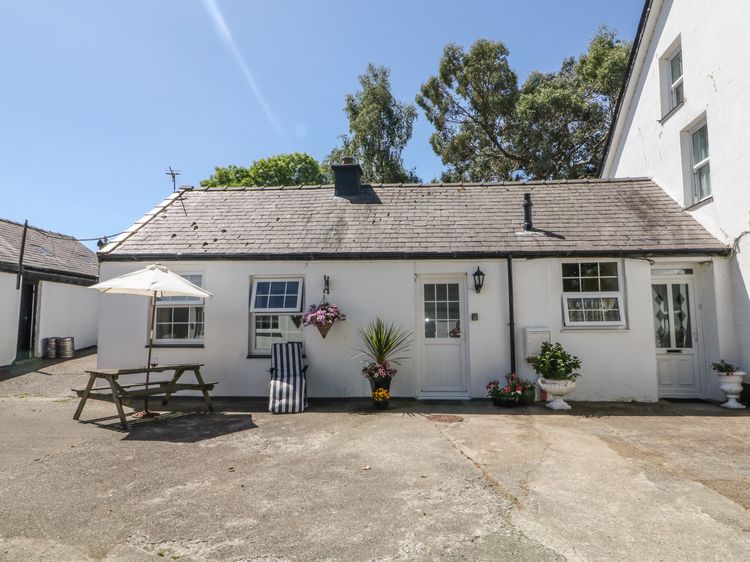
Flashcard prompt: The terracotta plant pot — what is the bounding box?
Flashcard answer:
[537,378,576,410]
[715,371,746,409]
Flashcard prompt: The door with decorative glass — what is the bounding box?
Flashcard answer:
[418,277,468,396]
[651,272,701,397]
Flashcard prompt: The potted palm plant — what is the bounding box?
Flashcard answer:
[356,318,413,409]
[711,360,746,409]
[530,342,581,410]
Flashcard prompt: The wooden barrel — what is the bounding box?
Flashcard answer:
[56,337,75,359]
[43,338,58,359]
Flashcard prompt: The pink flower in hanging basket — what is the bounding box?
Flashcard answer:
[301,302,346,328]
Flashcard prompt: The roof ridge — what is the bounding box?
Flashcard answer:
[0,217,77,240]
[184,177,654,192]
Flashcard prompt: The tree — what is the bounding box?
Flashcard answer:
[201,153,324,187]
[416,27,631,181]
[326,64,419,183]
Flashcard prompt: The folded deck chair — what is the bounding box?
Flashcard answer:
[269,342,308,413]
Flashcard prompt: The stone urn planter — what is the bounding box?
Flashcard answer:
[716,371,746,409]
[712,360,747,409]
[537,378,576,410]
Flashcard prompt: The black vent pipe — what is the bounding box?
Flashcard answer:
[523,193,533,231]
[507,255,516,374]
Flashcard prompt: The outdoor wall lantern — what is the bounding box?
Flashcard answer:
[472,267,485,293]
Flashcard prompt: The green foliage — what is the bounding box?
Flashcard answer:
[530,342,582,381]
[711,359,737,374]
[201,153,324,187]
[416,39,521,182]
[356,317,413,366]
[417,27,631,181]
[325,64,420,184]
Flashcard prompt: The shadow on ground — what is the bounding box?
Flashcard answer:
[0,347,97,382]
[100,395,750,419]
[79,411,258,442]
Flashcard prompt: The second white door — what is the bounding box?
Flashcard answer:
[419,277,468,395]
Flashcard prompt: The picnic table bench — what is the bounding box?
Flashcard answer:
[73,364,217,428]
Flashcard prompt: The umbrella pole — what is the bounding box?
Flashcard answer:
[145,292,156,412]
[134,292,160,419]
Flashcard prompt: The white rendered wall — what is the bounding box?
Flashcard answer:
[605,0,750,370]
[512,258,659,402]
[0,272,21,366]
[37,281,99,352]
[97,258,685,401]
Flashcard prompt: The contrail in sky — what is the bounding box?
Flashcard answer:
[202,0,286,140]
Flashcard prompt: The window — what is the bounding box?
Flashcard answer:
[249,277,304,355]
[690,123,711,201]
[561,262,625,327]
[668,50,684,110]
[155,274,205,342]
[250,279,303,313]
[659,39,684,119]
[423,283,462,339]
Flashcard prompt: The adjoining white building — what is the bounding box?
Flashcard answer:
[96,162,727,402]
[0,219,100,367]
[601,0,750,397]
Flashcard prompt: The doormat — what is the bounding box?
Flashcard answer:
[426,414,464,423]
[662,398,712,404]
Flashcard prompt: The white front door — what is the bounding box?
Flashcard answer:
[651,276,701,398]
[418,277,468,396]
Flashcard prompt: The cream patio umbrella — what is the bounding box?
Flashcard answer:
[90,264,213,416]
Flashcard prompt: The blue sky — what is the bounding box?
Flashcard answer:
[0,0,642,245]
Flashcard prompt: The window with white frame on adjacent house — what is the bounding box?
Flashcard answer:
[690,122,711,202]
[668,50,684,110]
[561,262,625,327]
[248,278,304,355]
[155,273,205,343]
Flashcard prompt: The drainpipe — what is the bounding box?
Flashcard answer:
[507,255,516,373]
[16,220,28,290]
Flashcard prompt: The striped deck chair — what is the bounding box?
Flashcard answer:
[269,342,308,413]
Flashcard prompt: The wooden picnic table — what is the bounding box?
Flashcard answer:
[73,364,216,428]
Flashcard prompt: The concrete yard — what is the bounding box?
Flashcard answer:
[1,354,749,561]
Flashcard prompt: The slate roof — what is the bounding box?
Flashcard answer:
[100,178,727,260]
[0,218,98,280]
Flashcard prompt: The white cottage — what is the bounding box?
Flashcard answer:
[0,218,99,367]
[96,162,727,402]
[601,0,750,400]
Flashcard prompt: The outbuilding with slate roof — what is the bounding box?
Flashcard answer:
[96,161,729,402]
[0,218,99,366]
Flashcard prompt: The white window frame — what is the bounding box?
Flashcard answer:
[668,50,684,110]
[154,273,205,344]
[249,277,304,314]
[690,121,711,202]
[561,261,626,328]
[248,277,304,356]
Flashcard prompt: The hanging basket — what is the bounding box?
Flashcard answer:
[291,315,303,329]
[317,322,334,339]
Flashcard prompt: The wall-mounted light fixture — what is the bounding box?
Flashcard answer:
[323,275,330,294]
[472,267,485,293]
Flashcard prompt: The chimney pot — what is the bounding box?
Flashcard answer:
[331,158,363,197]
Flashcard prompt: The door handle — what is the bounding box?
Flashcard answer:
[666,349,682,353]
